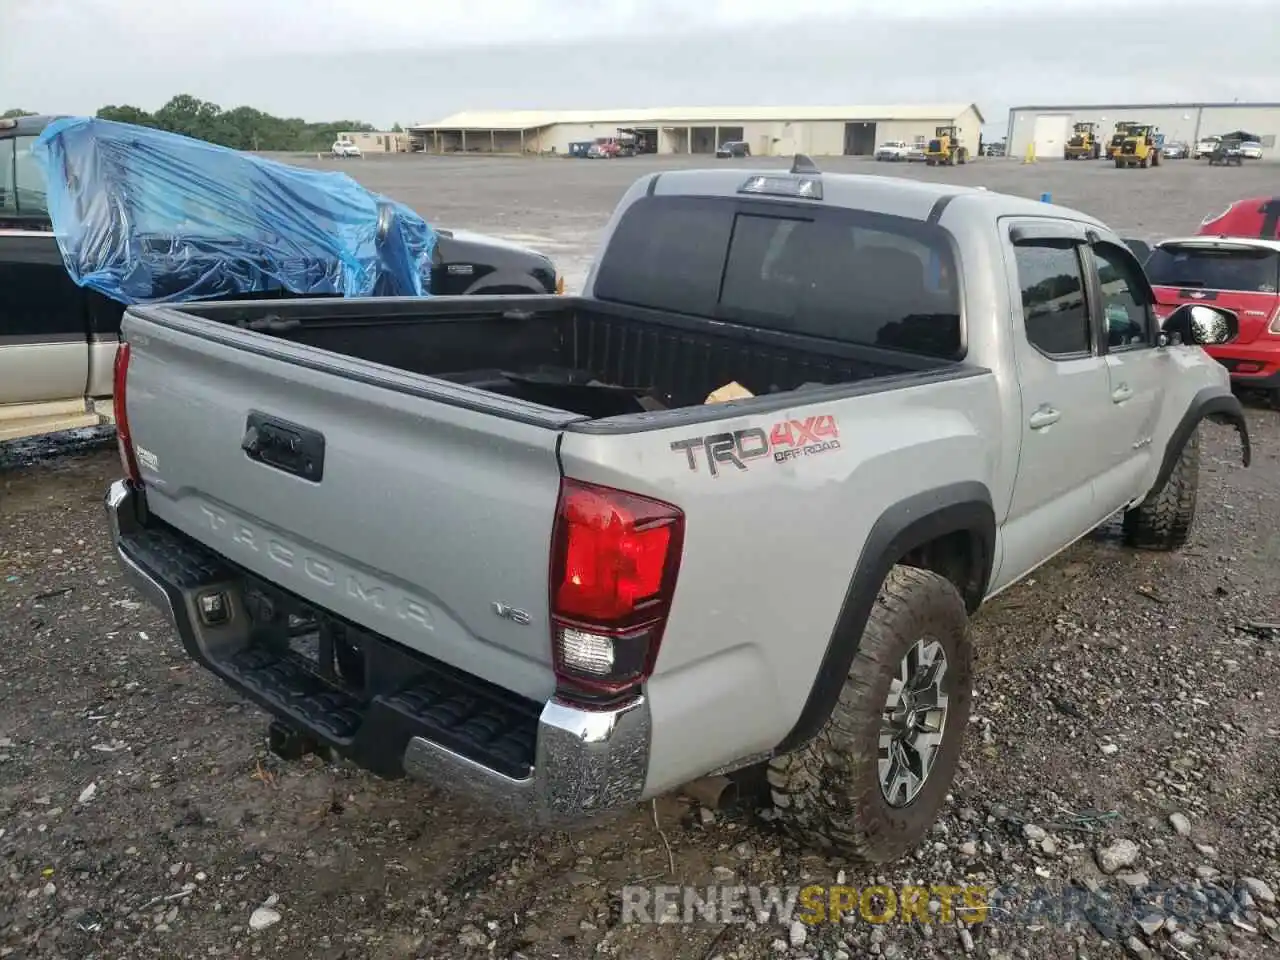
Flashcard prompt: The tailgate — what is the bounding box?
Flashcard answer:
[121,307,572,702]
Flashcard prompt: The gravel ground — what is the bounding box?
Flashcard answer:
[3,156,1279,960]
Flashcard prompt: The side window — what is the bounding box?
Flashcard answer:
[1013,243,1091,358]
[1092,242,1152,350]
[0,138,15,213]
[2,136,48,218]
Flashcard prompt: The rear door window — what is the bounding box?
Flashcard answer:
[1145,244,1280,293]
[1013,243,1091,358]
[0,136,50,219]
[593,195,962,359]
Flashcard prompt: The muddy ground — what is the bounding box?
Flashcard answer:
[3,156,1280,959]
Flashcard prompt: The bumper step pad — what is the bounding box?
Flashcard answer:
[118,521,540,780]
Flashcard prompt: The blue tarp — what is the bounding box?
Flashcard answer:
[31,117,436,304]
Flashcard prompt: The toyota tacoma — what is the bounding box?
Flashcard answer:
[103,158,1251,862]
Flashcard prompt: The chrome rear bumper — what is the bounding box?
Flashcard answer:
[105,478,651,823]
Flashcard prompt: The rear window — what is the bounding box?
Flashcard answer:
[592,195,962,359]
[1145,245,1280,294]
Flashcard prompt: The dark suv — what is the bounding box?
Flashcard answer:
[715,140,751,158]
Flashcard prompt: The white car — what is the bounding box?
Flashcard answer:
[1193,136,1221,159]
[874,140,910,161]
[331,139,362,158]
[1239,141,1264,160]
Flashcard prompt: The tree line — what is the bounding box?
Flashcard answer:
[3,97,398,152]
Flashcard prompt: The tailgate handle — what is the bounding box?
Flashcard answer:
[242,411,325,483]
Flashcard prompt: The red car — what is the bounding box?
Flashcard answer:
[1146,234,1280,399]
[1197,195,1280,240]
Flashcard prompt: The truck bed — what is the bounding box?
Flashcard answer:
[165,294,960,421]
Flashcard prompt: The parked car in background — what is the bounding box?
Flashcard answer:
[1146,235,1280,404]
[1161,141,1189,159]
[1198,195,1280,240]
[715,140,751,158]
[1239,141,1264,160]
[331,138,362,158]
[873,140,910,161]
[1,115,562,443]
[1193,135,1221,159]
[1208,139,1244,166]
[567,141,594,158]
[906,142,929,162]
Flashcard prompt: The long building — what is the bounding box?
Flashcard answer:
[408,104,984,158]
[1006,102,1280,159]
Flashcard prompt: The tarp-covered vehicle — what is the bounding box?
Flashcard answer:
[33,116,438,303]
[1,116,561,442]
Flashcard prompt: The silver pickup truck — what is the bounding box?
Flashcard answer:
[104,159,1251,864]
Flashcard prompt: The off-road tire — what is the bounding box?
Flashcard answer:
[1123,426,1199,550]
[766,565,973,864]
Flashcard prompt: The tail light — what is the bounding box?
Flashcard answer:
[1270,306,1280,335]
[113,342,141,484]
[549,478,684,698]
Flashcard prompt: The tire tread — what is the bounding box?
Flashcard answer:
[766,565,971,863]
[1123,427,1199,550]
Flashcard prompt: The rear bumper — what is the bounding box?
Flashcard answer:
[105,479,651,823]
[1207,344,1280,390]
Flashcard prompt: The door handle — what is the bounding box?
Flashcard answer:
[1111,384,1134,404]
[1029,406,1061,430]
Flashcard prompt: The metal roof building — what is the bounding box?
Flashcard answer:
[408,103,985,158]
[1007,102,1280,160]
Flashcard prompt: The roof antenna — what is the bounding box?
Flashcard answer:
[790,153,820,174]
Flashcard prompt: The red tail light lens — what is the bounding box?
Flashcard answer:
[549,478,684,696]
[113,342,141,484]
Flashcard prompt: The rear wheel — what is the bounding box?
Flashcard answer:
[1123,426,1199,550]
[766,566,973,864]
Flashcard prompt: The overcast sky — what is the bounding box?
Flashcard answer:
[3,0,1277,135]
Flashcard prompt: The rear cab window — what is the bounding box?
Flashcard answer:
[592,195,963,360]
[1145,244,1280,294]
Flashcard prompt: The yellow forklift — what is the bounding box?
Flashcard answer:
[924,126,969,166]
[1064,122,1102,160]
[1113,124,1161,168]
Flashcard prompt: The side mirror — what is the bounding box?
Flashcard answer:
[1160,303,1239,347]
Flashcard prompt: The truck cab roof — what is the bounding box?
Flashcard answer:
[636,165,1104,229]
[0,114,64,138]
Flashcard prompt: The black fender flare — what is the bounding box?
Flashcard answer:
[772,481,997,755]
[1147,387,1251,500]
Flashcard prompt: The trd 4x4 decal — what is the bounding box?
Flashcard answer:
[671,415,840,476]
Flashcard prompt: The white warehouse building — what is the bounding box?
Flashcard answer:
[408,104,985,158]
[1007,101,1280,159]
